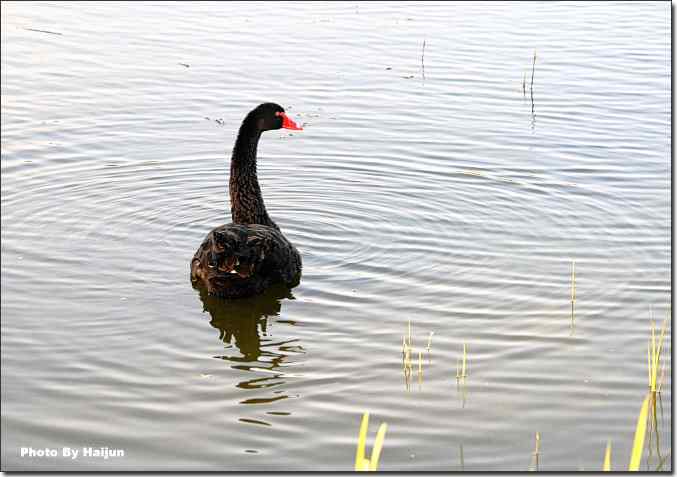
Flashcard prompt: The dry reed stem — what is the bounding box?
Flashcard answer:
[530,432,541,471]
[421,39,426,80]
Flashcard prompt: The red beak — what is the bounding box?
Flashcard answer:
[277,112,303,131]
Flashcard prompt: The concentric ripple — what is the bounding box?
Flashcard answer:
[2,1,670,471]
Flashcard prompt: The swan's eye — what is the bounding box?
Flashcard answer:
[275,111,283,117]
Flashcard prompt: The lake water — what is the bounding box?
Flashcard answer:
[1,1,671,471]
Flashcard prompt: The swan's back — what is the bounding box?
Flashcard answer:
[191,223,301,298]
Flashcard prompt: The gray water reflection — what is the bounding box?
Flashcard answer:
[1,1,670,471]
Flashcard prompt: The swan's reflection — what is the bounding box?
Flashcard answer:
[195,284,305,403]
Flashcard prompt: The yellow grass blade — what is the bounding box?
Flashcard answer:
[648,316,669,392]
[571,260,576,302]
[655,318,668,368]
[647,342,652,390]
[530,432,541,471]
[355,412,369,471]
[656,315,669,392]
[651,321,656,385]
[628,394,650,471]
[603,440,611,471]
[462,343,468,377]
[657,359,666,393]
[368,423,388,471]
[534,432,540,454]
[456,343,469,379]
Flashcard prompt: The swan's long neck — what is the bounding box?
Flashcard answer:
[229,119,278,229]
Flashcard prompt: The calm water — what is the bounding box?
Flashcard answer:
[1,1,671,471]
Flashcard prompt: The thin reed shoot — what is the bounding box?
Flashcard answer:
[569,260,576,333]
[530,49,537,93]
[648,313,668,393]
[456,343,468,379]
[355,412,388,471]
[402,321,434,390]
[570,260,576,302]
[426,332,434,353]
[402,322,413,390]
[529,49,537,114]
[603,440,611,471]
[627,309,670,471]
[408,320,412,349]
[530,432,541,471]
[421,39,426,80]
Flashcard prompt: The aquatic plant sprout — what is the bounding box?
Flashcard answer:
[355,412,388,471]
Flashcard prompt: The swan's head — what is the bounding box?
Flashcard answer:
[249,102,303,132]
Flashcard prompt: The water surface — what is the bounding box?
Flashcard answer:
[1,1,671,471]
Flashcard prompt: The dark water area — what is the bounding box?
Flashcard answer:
[1,1,671,471]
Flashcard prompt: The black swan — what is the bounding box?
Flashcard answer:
[191,103,303,298]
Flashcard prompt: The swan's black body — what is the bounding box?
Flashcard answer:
[191,103,302,298]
